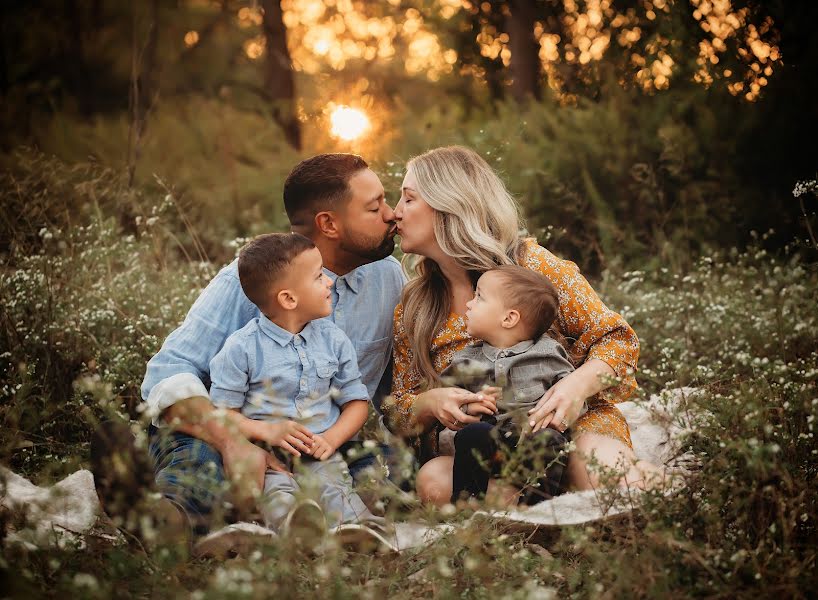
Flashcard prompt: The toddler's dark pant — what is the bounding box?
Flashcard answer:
[450,421,570,505]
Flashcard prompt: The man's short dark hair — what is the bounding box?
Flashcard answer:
[238,232,315,310]
[283,154,369,228]
[490,265,560,340]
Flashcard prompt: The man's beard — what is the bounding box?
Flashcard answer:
[340,229,396,263]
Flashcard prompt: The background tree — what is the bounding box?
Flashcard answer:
[1,0,815,267]
[260,0,301,150]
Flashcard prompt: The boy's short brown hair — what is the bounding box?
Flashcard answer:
[238,232,315,310]
[489,265,560,340]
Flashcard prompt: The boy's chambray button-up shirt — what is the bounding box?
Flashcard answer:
[208,315,368,434]
[141,256,405,425]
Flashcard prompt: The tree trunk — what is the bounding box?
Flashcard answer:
[507,0,541,103]
[127,0,159,187]
[64,0,93,114]
[137,0,159,124]
[260,0,301,151]
[0,4,8,95]
[92,0,104,29]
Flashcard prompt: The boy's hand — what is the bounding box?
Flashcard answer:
[463,386,502,416]
[481,385,502,401]
[249,420,314,457]
[308,434,335,461]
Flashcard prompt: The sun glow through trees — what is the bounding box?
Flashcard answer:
[329,106,370,141]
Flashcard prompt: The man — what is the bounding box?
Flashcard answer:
[92,154,407,550]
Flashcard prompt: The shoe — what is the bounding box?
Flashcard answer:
[281,499,326,554]
[90,419,190,552]
[329,521,399,554]
[193,522,277,559]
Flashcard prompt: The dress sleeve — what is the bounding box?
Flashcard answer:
[523,242,640,402]
[382,303,424,436]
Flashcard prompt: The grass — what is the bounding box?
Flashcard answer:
[1,153,816,599]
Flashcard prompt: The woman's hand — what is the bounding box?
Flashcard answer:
[417,387,497,431]
[461,386,502,419]
[527,375,586,433]
[528,359,616,433]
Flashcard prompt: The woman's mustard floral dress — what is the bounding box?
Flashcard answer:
[384,240,639,464]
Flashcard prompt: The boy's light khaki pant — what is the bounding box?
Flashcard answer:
[260,451,382,531]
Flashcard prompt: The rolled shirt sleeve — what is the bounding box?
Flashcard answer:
[140,261,257,424]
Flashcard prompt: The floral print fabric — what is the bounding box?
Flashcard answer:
[385,240,638,461]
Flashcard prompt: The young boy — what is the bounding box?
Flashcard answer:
[208,232,386,544]
[442,265,581,505]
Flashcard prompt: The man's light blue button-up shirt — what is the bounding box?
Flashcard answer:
[141,256,405,423]
[209,315,368,434]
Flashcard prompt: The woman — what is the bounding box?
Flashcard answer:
[382,146,657,505]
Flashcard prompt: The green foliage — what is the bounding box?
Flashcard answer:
[1,151,816,597]
[0,154,213,476]
[585,237,818,597]
[377,83,756,274]
[7,51,808,276]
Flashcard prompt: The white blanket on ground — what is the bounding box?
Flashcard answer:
[0,467,99,549]
[0,388,701,551]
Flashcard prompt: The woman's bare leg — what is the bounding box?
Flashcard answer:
[417,455,522,508]
[416,456,454,506]
[568,432,665,491]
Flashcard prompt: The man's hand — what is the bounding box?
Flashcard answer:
[246,419,314,457]
[308,433,335,461]
[219,435,288,511]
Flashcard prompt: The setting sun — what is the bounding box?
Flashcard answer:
[329,106,370,141]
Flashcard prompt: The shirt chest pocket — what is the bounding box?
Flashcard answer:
[309,359,339,398]
[509,364,546,391]
[508,365,547,405]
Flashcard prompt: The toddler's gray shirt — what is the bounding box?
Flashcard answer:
[442,335,581,423]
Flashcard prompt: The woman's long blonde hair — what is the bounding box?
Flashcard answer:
[401,146,526,388]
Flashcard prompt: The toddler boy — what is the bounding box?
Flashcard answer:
[208,232,385,543]
[443,265,581,505]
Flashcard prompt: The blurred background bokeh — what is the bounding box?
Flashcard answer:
[3,0,816,271]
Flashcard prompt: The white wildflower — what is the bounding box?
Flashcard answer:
[792,179,817,197]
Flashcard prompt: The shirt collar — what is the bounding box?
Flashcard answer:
[481,339,535,361]
[258,313,317,346]
[324,267,362,294]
